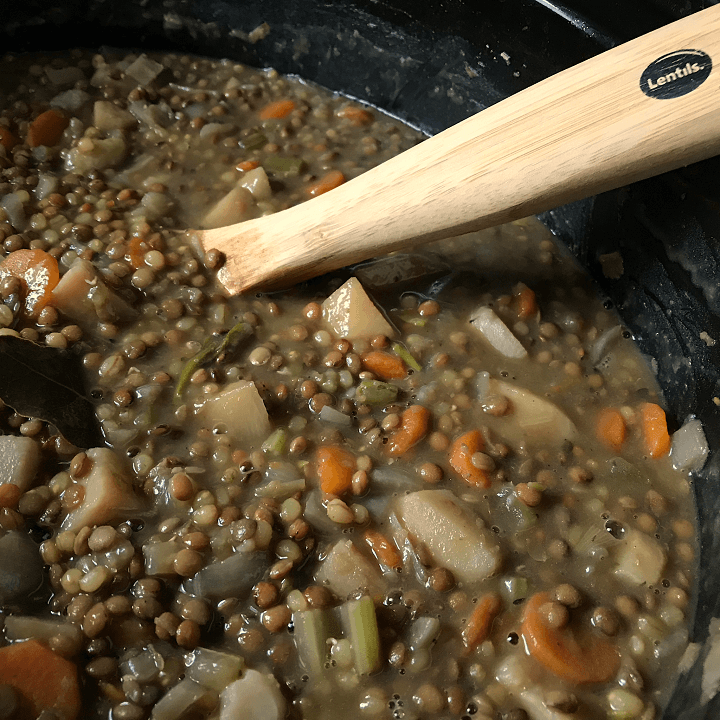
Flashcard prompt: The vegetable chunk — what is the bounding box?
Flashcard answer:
[614,529,666,586]
[314,539,386,602]
[323,277,395,340]
[218,669,286,720]
[395,490,502,583]
[0,639,81,720]
[0,435,40,492]
[61,448,144,531]
[197,380,271,448]
[470,306,527,358]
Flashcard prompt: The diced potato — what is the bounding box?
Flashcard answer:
[185,648,244,691]
[125,54,165,86]
[322,277,395,340]
[239,166,272,200]
[202,186,254,229]
[314,539,386,602]
[217,670,286,720]
[395,489,502,584]
[66,136,126,173]
[0,435,40,492]
[50,259,134,327]
[5,616,82,647]
[488,378,576,446]
[93,101,137,132]
[615,529,666,586]
[470,306,527,359]
[197,380,270,449]
[61,448,144,531]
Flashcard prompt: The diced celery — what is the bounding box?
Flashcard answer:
[392,342,422,371]
[241,132,267,150]
[263,155,306,175]
[501,576,529,603]
[293,608,332,676]
[262,428,287,455]
[506,491,538,530]
[340,595,381,676]
[355,379,399,405]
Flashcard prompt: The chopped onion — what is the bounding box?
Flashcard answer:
[1,193,27,231]
[319,404,352,426]
[671,417,709,472]
[50,89,90,111]
[469,307,527,358]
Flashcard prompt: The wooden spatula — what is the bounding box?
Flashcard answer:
[196,5,720,294]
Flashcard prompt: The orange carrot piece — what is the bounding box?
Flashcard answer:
[363,529,402,570]
[316,445,356,495]
[462,592,503,651]
[126,236,147,269]
[521,592,620,685]
[0,248,60,318]
[0,639,81,720]
[514,283,537,319]
[449,430,490,488]
[361,351,407,380]
[236,160,260,172]
[641,402,671,458]
[27,109,69,147]
[386,405,431,456]
[306,170,346,198]
[0,126,18,151]
[596,408,626,452]
[336,105,374,125]
[259,99,296,120]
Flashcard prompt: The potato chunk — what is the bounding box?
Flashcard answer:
[396,489,502,584]
[218,670,286,720]
[202,186,254,229]
[61,448,144,531]
[615,529,666,586]
[322,277,395,340]
[314,539,386,602]
[0,435,40,492]
[197,380,270,448]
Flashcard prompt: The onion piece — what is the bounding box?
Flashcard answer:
[469,307,527,358]
[319,404,352,426]
[671,417,709,472]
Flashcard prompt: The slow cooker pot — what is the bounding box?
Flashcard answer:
[3,1,719,717]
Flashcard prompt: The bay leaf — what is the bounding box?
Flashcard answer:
[0,335,103,449]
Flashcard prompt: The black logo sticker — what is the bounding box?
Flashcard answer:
[640,49,712,99]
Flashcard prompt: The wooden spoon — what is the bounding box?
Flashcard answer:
[196,5,720,294]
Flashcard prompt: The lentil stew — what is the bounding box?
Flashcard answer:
[0,49,701,720]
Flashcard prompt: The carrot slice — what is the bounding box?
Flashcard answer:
[521,592,620,685]
[27,109,69,147]
[462,592,503,651]
[361,351,407,380]
[0,639,81,720]
[449,430,490,488]
[640,402,671,458]
[363,529,402,570]
[0,248,60,318]
[306,170,346,198]
[386,405,431,456]
[336,105,374,125]
[259,100,296,120]
[0,126,18,151]
[236,160,260,172]
[316,445,356,495]
[596,408,626,452]
[126,236,148,269]
[514,283,537,319]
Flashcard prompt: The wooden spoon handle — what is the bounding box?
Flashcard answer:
[199,5,720,294]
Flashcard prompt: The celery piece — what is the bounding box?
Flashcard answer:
[292,608,332,676]
[392,342,422,372]
[174,321,251,403]
[340,595,381,676]
[241,132,267,150]
[506,492,538,530]
[264,155,306,176]
[501,576,529,604]
[355,379,399,405]
[262,428,287,455]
